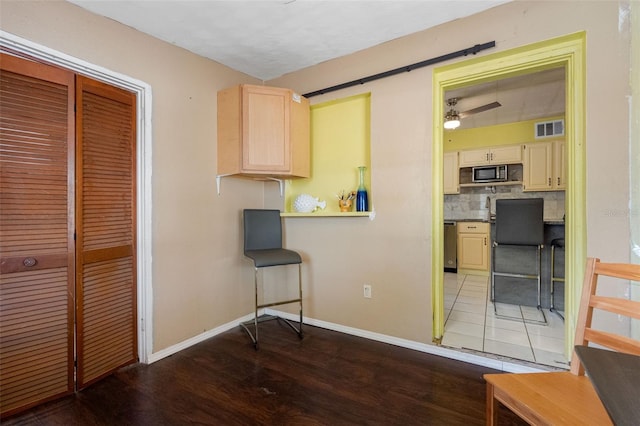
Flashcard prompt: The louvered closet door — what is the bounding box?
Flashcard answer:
[75,76,137,388]
[0,54,75,416]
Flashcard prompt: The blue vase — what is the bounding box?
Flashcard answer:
[356,166,368,212]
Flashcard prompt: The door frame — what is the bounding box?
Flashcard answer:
[431,32,586,358]
[1,31,153,363]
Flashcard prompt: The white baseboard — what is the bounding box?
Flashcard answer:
[147,309,542,373]
[146,311,259,364]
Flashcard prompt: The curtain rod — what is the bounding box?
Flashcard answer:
[302,41,496,98]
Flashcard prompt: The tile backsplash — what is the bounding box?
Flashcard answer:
[444,185,565,222]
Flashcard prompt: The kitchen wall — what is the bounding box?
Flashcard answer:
[1,1,635,356]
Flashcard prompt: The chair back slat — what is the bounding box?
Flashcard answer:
[596,262,640,281]
[570,257,640,375]
[589,296,640,319]
[583,329,640,356]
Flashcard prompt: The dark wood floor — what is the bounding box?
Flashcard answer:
[3,320,526,425]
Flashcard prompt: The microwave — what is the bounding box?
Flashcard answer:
[472,165,508,183]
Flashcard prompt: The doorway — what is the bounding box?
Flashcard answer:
[431,32,587,363]
[440,68,567,367]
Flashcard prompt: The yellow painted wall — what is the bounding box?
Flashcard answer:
[285,94,371,214]
[443,115,565,152]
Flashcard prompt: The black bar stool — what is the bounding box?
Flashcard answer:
[491,198,546,324]
[550,238,565,320]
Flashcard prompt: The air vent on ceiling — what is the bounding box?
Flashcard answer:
[535,119,564,138]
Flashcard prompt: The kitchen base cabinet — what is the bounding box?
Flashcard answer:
[457,222,490,274]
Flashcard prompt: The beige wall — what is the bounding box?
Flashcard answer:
[1,1,634,352]
[0,0,264,351]
[269,0,633,342]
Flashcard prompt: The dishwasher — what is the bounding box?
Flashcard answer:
[444,222,457,272]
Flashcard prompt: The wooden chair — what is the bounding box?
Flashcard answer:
[484,257,640,425]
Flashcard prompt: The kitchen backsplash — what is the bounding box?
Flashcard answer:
[444,186,565,222]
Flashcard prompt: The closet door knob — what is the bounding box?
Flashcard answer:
[23,257,37,267]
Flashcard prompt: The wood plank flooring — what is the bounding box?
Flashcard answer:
[2,320,526,425]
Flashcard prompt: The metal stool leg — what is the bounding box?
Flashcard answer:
[550,242,565,320]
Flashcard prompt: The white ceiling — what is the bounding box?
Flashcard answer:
[67,0,510,81]
[67,0,565,128]
[446,67,566,129]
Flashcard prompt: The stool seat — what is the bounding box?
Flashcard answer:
[551,238,564,248]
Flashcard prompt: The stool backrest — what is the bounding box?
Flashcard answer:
[243,209,283,252]
[495,198,544,245]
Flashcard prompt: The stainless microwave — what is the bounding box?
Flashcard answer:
[472,165,508,183]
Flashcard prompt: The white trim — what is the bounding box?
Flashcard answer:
[138,301,544,371]
[147,313,257,364]
[1,31,154,364]
[266,309,543,374]
[145,307,542,372]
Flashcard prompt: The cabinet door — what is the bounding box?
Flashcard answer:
[490,145,522,164]
[458,148,490,167]
[242,85,290,173]
[523,142,553,191]
[458,233,489,270]
[443,152,459,194]
[553,140,566,190]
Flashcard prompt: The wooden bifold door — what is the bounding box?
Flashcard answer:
[0,53,137,417]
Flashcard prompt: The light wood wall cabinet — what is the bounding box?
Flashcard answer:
[457,222,490,271]
[458,144,522,168]
[217,84,310,179]
[443,151,459,194]
[553,140,566,190]
[523,140,565,191]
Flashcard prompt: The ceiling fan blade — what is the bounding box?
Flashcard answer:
[459,101,502,119]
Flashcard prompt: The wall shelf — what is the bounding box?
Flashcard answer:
[285,93,371,215]
[281,210,376,220]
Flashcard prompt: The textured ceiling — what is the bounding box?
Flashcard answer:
[67,0,564,128]
[67,0,510,81]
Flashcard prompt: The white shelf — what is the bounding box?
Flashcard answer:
[281,211,375,219]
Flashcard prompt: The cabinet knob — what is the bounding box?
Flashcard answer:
[557,177,561,185]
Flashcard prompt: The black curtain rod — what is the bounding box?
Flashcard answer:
[302,41,496,98]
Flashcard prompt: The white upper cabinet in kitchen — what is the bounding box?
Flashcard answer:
[217,84,310,179]
[553,140,566,190]
[443,151,459,194]
[523,140,565,191]
[458,144,522,167]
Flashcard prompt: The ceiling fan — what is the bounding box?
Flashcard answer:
[444,97,502,129]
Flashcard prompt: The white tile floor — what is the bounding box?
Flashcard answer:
[441,272,569,369]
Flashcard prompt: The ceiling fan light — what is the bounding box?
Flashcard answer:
[444,110,460,130]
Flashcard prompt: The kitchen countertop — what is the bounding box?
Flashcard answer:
[445,218,565,225]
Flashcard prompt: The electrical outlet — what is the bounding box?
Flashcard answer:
[363,284,372,298]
